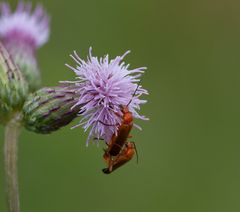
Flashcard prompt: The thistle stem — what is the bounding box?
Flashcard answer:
[4,114,21,212]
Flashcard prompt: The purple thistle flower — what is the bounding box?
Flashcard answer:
[0,1,50,51]
[64,48,148,144]
[0,1,50,91]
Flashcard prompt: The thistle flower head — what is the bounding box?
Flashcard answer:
[0,42,28,123]
[65,48,148,144]
[0,1,50,92]
[0,1,50,50]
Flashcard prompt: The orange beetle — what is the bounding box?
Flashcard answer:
[101,84,140,174]
[102,105,134,172]
[102,142,136,174]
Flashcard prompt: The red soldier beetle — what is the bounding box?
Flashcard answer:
[101,83,140,173]
[102,142,138,174]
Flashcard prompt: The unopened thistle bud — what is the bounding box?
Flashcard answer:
[0,42,28,123]
[0,2,50,91]
[23,86,82,134]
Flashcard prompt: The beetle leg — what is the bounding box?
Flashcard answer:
[108,156,114,172]
[129,142,138,164]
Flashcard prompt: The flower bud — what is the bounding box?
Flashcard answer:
[0,42,28,123]
[23,86,82,134]
[6,43,41,91]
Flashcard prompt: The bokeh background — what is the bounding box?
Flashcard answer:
[1,0,240,211]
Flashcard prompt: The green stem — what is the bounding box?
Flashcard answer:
[4,114,21,212]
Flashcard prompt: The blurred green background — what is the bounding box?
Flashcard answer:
[1,0,240,211]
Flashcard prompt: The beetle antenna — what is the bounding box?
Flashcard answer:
[127,81,141,107]
[98,120,116,126]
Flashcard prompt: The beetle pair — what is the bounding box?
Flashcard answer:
[100,85,140,174]
[102,105,137,174]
